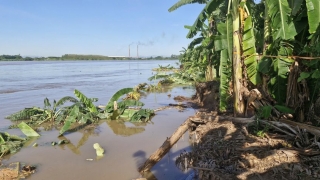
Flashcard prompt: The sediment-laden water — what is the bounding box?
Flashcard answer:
[0,60,195,179]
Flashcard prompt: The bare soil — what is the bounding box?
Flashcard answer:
[0,162,35,180]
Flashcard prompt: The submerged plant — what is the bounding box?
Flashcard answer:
[0,132,26,156]
[7,88,155,136]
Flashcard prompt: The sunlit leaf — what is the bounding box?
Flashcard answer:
[18,122,40,137]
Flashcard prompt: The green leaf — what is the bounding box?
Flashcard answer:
[6,107,43,121]
[311,70,320,78]
[184,0,226,38]
[120,109,139,119]
[214,35,228,51]
[148,74,169,81]
[242,16,261,85]
[54,96,79,108]
[97,112,111,119]
[219,49,229,112]
[130,109,154,122]
[288,0,304,16]
[266,0,297,40]
[259,106,272,119]
[74,89,97,113]
[244,55,261,85]
[0,132,25,155]
[18,122,40,137]
[105,88,134,112]
[274,105,294,113]
[298,72,311,82]
[306,0,320,34]
[188,37,204,49]
[269,58,294,104]
[117,100,144,108]
[168,0,206,12]
[59,106,79,135]
[44,98,51,109]
[258,57,272,74]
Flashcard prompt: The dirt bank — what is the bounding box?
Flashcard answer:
[174,81,320,180]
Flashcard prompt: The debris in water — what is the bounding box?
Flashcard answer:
[58,140,69,145]
[93,143,104,156]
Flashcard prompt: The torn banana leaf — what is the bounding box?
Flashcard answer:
[0,132,26,155]
[6,107,43,121]
[18,122,40,137]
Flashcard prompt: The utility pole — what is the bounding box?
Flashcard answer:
[129,45,131,58]
[137,45,139,58]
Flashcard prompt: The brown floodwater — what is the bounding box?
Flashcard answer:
[0,60,196,179]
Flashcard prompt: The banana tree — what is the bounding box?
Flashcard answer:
[169,0,256,116]
[171,0,320,122]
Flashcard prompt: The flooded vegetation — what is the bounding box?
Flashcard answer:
[0,60,196,179]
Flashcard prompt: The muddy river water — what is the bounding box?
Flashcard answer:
[0,60,196,180]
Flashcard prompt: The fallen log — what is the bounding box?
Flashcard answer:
[279,119,320,137]
[190,115,255,124]
[138,118,191,173]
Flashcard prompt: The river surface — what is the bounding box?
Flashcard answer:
[0,60,196,180]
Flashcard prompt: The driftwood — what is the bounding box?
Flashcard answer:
[168,103,188,108]
[138,118,191,173]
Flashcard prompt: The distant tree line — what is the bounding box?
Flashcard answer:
[0,54,180,61]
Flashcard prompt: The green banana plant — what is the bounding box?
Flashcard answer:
[172,0,320,122]
[7,88,155,136]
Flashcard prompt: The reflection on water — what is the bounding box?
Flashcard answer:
[107,120,146,136]
[0,60,196,180]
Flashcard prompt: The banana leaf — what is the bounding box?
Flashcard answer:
[130,109,154,122]
[118,100,144,107]
[44,97,51,109]
[59,106,79,135]
[0,132,26,155]
[306,0,320,34]
[219,49,229,112]
[105,88,134,112]
[120,109,139,119]
[266,0,297,40]
[74,89,97,113]
[54,96,79,108]
[148,74,169,81]
[18,122,40,137]
[274,105,294,114]
[168,0,207,12]
[6,107,44,121]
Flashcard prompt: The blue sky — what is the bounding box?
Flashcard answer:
[0,0,205,57]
